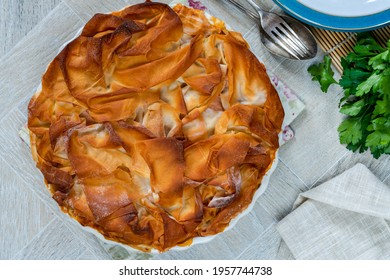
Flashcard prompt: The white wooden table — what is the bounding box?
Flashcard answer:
[1,0,389,260]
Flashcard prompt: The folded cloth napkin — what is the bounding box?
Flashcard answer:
[276,163,390,260]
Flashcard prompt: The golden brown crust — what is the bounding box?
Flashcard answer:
[28,1,284,252]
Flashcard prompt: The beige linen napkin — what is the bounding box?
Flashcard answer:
[276,163,390,260]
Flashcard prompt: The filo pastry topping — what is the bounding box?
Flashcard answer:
[28,1,284,252]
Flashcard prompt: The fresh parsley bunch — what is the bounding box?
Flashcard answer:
[338,33,390,159]
[309,33,390,159]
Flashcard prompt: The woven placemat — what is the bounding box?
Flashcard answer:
[309,25,390,73]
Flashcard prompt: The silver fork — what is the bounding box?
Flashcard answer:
[243,0,312,59]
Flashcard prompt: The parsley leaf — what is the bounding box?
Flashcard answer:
[369,50,389,70]
[339,99,366,116]
[379,74,390,95]
[356,73,382,96]
[353,33,385,56]
[366,118,390,159]
[373,92,390,117]
[338,117,363,146]
[308,55,337,93]
[339,68,371,94]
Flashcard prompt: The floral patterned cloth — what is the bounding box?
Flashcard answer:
[270,75,305,144]
[188,0,206,10]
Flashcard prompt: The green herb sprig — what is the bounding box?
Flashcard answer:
[308,55,338,93]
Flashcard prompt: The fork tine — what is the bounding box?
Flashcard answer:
[267,31,301,59]
[273,26,307,57]
[279,22,310,52]
[269,28,305,59]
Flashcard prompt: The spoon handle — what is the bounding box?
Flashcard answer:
[245,0,266,18]
[224,0,259,21]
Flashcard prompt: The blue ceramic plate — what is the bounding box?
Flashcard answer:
[273,0,390,31]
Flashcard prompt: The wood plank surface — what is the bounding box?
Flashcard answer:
[1,0,389,260]
[0,0,61,59]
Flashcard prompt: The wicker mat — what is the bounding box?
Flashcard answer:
[309,25,390,73]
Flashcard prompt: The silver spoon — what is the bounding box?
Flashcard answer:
[224,0,317,60]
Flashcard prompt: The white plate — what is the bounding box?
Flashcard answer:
[274,0,390,31]
[297,0,390,17]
